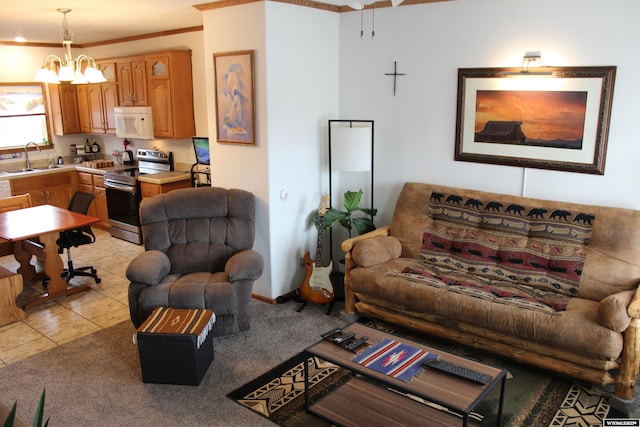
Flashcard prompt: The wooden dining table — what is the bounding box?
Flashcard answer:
[0,204,100,309]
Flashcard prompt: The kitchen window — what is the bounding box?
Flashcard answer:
[0,83,51,153]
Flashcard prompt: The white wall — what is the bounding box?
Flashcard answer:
[202,2,339,299]
[264,3,339,297]
[339,0,640,228]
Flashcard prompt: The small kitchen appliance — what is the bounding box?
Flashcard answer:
[114,106,154,140]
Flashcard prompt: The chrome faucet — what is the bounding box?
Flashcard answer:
[24,142,41,170]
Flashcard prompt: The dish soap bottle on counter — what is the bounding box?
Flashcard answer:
[85,138,91,153]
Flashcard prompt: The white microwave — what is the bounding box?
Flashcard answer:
[114,106,154,140]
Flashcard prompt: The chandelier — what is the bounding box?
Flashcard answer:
[34,8,106,85]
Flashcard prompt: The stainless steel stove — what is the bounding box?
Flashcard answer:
[104,149,173,244]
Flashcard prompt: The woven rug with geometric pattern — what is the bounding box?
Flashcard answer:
[228,320,619,426]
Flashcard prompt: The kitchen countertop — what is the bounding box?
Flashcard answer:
[0,164,192,185]
[137,171,191,184]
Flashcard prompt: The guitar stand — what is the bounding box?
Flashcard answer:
[296,300,335,315]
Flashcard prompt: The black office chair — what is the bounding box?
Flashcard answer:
[56,191,101,284]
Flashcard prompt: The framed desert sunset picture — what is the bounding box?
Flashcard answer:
[455,66,616,174]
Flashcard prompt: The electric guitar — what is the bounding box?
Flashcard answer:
[299,195,335,304]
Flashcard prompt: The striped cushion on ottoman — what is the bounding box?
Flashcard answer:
[135,307,216,385]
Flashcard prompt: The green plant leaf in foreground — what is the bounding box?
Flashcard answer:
[2,389,48,427]
[2,403,16,427]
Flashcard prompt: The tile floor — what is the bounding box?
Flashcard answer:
[0,228,143,368]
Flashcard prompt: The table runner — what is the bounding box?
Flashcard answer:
[351,338,437,382]
[136,307,216,349]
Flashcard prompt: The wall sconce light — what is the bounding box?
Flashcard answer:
[521,52,542,73]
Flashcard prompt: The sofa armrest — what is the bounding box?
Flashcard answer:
[225,249,264,282]
[126,250,171,285]
[341,225,391,253]
[627,286,640,318]
[350,235,402,267]
[342,226,391,316]
[597,290,636,332]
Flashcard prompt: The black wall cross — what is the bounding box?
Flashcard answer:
[385,61,406,96]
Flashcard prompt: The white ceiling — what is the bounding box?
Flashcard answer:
[3,0,342,45]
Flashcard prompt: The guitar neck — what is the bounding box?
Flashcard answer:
[315,215,325,267]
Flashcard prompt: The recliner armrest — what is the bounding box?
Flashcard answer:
[225,250,264,282]
[126,250,171,285]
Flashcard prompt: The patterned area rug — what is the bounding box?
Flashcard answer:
[228,319,618,426]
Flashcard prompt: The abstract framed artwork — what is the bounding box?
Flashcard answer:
[213,50,256,145]
[455,66,616,174]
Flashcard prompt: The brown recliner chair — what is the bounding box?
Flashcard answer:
[126,187,263,337]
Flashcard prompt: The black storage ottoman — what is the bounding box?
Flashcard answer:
[135,307,216,385]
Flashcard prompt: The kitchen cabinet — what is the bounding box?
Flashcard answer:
[47,51,194,139]
[11,171,75,209]
[76,85,92,134]
[49,84,81,135]
[140,180,191,199]
[87,83,118,135]
[83,62,118,135]
[146,50,195,139]
[77,171,109,229]
[117,58,148,106]
[74,62,118,135]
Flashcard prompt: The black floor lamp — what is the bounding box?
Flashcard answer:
[327,119,374,271]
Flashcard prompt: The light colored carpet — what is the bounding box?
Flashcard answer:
[0,299,344,426]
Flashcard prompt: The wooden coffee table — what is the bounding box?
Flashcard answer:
[303,322,507,426]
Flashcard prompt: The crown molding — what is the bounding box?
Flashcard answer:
[0,26,203,48]
[194,0,449,13]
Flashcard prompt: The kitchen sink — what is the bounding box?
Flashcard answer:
[3,169,36,174]
[34,165,64,170]
[2,165,64,174]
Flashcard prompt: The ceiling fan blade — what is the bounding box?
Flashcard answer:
[347,0,364,9]
[391,0,404,6]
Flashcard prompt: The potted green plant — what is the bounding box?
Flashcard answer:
[2,389,48,427]
[313,189,377,237]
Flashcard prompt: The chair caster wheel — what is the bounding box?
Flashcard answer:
[95,278,101,284]
[91,269,97,275]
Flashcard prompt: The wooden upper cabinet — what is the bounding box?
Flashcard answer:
[117,58,148,106]
[99,62,117,83]
[146,50,195,139]
[87,83,117,134]
[102,83,118,134]
[49,84,81,135]
[147,54,171,80]
[49,50,194,139]
[76,85,91,134]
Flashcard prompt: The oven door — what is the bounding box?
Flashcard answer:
[105,181,142,244]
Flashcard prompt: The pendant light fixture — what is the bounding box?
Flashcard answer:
[34,8,106,85]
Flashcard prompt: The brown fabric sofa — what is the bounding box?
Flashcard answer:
[343,182,640,400]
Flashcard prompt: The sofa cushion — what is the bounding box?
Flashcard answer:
[349,259,624,361]
[419,190,593,298]
[392,267,570,313]
[136,271,240,336]
[388,183,640,302]
[352,236,402,267]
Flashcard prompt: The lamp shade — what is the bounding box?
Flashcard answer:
[331,126,372,172]
[58,65,75,82]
